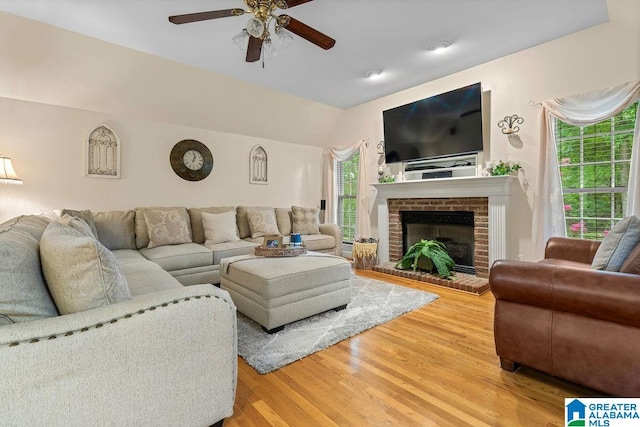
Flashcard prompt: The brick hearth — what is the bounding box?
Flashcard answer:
[373,262,490,295]
[387,197,489,278]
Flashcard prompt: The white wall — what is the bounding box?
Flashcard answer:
[0,96,322,221]
[327,18,640,261]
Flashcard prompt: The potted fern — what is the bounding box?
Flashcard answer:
[395,239,456,279]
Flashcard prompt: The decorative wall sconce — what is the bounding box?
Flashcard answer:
[0,156,23,185]
[497,114,524,135]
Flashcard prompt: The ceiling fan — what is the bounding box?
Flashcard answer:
[168,0,336,63]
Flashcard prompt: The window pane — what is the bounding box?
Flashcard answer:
[555,102,637,241]
[337,152,359,243]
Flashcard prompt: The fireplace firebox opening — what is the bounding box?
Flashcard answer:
[402,210,475,275]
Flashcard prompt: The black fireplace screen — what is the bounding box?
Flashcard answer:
[402,210,475,274]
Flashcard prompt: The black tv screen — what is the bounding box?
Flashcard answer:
[383,82,483,163]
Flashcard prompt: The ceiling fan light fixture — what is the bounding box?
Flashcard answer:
[276,27,294,49]
[246,17,265,38]
[429,40,451,53]
[232,29,249,50]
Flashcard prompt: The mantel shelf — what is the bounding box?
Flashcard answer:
[373,175,517,199]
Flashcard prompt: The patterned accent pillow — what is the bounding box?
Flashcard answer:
[143,208,193,249]
[591,215,640,271]
[246,208,279,239]
[40,220,131,315]
[620,242,640,274]
[202,210,240,245]
[291,206,320,235]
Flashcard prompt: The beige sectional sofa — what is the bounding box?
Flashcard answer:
[0,205,342,426]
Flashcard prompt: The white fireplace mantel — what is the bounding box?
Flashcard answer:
[373,175,518,267]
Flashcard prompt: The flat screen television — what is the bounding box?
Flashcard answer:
[383,82,483,163]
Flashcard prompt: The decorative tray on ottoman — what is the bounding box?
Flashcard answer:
[255,245,307,257]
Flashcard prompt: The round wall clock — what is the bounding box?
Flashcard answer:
[169,139,214,181]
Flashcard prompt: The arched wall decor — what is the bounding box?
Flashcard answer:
[85,123,121,179]
[250,145,268,184]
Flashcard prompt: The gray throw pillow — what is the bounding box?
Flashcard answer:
[291,206,321,235]
[61,209,98,238]
[246,209,279,239]
[591,216,640,271]
[40,221,131,315]
[0,216,58,324]
[143,209,193,249]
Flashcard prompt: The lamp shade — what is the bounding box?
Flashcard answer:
[0,156,22,185]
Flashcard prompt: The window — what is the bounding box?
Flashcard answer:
[556,102,637,240]
[336,152,359,243]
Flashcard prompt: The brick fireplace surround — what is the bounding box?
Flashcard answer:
[372,176,518,291]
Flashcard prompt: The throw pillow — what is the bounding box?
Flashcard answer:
[275,208,293,236]
[143,208,193,249]
[61,209,98,238]
[236,206,273,239]
[202,210,240,245]
[134,206,188,249]
[591,216,640,271]
[59,214,95,238]
[246,208,279,239]
[0,216,58,324]
[40,221,131,315]
[620,242,640,275]
[291,206,321,235]
[93,210,136,250]
[188,206,236,244]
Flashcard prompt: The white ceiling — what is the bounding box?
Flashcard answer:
[0,0,609,109]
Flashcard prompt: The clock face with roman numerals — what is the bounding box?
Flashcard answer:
[169,139,213,181]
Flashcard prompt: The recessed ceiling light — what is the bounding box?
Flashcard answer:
[366,70,383,80]
[429,41,451,54]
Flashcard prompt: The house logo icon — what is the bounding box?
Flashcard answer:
[566,399,587,426]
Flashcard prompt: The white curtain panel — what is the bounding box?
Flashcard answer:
[324,139,371,239]
[533,80,640,258]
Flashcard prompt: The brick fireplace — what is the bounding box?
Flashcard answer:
[373,176,518,280]
[388,197,489,277]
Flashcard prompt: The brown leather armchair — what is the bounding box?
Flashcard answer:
[490,237,640,396]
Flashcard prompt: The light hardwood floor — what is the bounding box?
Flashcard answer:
[226,269,599,427]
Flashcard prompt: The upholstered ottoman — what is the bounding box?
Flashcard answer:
[220,254,352,333]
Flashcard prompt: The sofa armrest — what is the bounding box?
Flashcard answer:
[544,237,601,264]
[490,260,640,328]
[319,223,343,257]
[0,284,237,426]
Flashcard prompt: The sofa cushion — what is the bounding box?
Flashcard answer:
[294,234,336,252]
[93,210,136,250]
[139,243,213,271]
[135,206,188,249]
[188,206,236,244]
[247,208,279,239]
[40,220,131,315]
[591,216,640,271]
[275,208,293,236]
[620,243,640,274]
[61,209,98,238]
[112,249,182,296]
[291,206,321,235]
[204,240,260,265]
[202,211,240,245]
[236,206,273,239]
[143,208,193,249]
[0,215,58,324]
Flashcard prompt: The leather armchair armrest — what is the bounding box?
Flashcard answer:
[544,237,601,264]
[490,260,640,328]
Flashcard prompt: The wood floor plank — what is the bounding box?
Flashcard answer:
[225,269,600,427]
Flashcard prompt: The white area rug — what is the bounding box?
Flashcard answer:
[237,276,439,374]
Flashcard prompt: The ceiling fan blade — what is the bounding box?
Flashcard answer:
[168,9,244,25]
[246,36,263,62]
[285,0,314,7]
[281,15,335,50]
